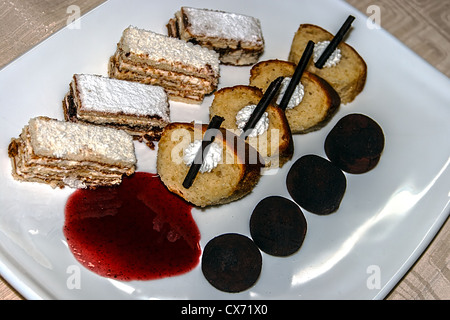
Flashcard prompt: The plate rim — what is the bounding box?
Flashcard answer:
[0,0,449,300]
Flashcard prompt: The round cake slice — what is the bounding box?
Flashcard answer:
[209,85,293,169]
[288,24,367,104]
[250,59,340,134]
[157,122,263,207]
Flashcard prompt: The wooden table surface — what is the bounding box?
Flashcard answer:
[0,0,449,300]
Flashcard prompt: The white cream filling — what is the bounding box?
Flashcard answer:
[313,40,342,68]
[183,140,222,173]
[235,104,269,138]
[276,77,305,109]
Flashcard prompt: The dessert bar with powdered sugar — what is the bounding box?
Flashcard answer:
[63,74,170,147]
[8,116,136,189]
[167,7,264,65]
[109,26,220,104]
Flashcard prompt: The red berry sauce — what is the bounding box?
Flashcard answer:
[63,172,201,281]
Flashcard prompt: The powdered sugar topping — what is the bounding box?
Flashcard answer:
[29,117,136,166]
[121,26,220,75]
[182,7,263,45]
[75,74,170,122]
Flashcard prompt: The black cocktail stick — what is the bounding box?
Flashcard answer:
[240,76,284,140]
[315,15,355,69]
[278,40,315,111]
[182,115,225,189]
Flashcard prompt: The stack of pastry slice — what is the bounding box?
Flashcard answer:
[167,7,264,66]
[8,117,136,189]
[63,74,170,146]
[108,26,220,104]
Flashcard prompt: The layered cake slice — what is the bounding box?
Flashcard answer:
[8,117,136,189]
[108,26,220,104]
[167,7,264,65]
[63,74,170,146]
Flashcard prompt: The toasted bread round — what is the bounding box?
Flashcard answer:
[250,59,340,134]
[209,85,293,168]
[157,122,263,207]
[288,24,367,104]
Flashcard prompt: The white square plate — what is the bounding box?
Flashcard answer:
[0,0,449,300]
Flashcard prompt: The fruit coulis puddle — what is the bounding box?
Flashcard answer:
[63,172,201,281]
